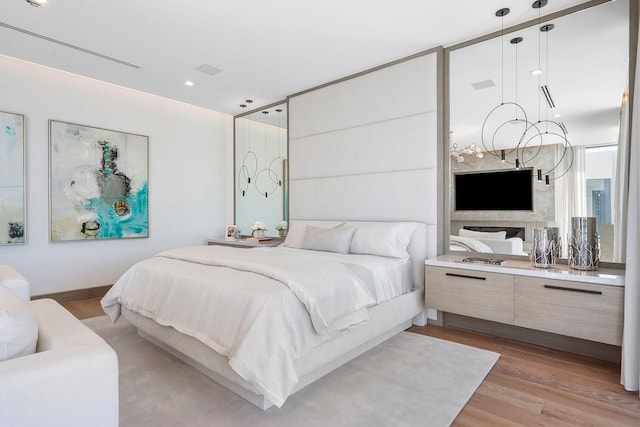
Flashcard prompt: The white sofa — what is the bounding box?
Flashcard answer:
[0,279,119,427]
[475,237,527,256]
[457,228,528,256]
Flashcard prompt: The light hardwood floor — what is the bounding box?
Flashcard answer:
[66,298,640,426]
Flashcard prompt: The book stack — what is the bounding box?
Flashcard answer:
[245,237,273,244]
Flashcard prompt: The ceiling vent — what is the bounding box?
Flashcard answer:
[194,63,222,76]
[471,79,496,90]
[541,85,556,108]
[0,21,140,69]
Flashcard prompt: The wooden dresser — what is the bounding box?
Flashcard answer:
[425,255,625,346]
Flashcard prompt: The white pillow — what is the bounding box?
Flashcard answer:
[301,226,355,254]
[0,283,38,362]
[282,220,343,248]
[344,221,418,259]
[459,228,507,240]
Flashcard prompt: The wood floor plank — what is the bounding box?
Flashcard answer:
[488,371,640,420]
[61,296,104,320]
[410,324,640,425]
[474,380,546,414]
[464,393,576,427]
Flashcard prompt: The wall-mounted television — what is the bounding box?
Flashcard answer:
[454,168,534,211]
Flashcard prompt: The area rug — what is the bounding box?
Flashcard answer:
[83,315,499,427]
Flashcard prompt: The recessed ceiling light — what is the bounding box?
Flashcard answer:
[26,0,47,7]
[185,81,194,87]
[553,113,562,118]
[531,69,542,76]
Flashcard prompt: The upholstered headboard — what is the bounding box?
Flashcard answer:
[286,52,439,267]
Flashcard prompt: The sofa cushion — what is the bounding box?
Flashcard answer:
[459,228,507,240]
[0,265,31,301]
[0,283,38,362]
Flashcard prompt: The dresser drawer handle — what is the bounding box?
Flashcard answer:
[543,284,602,295]
[446,273,486,281]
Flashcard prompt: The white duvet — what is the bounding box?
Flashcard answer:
[101,245,409,407]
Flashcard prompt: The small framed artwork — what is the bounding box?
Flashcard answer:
[49,120,149,242]
[0,110,25,245]
[226,225,238,240]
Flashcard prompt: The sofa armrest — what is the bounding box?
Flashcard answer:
[0,299,118,427]
[476,237,527,256]
[30,299,109,350]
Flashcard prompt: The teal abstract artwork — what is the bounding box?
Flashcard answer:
[49,120,149,242]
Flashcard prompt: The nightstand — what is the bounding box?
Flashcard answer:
[207,237,283,248]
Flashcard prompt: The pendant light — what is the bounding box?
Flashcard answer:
[238,100,260,197]
[517,1,573,183]
[479,2,573,182]
[480,8,533,167]
[254,110,279,198]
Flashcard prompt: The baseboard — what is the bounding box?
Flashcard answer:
[33,284,112,304]
[443,312,621,363]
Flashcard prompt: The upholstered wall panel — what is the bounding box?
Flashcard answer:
[290,112,437,179]
[290,168,438,223]
[289,54,438,140]
[288,50,440,258]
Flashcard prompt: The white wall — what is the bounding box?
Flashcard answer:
[0,55,233,296]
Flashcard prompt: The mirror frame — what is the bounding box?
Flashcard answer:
[233,99,289,235]
[442,0,637,266]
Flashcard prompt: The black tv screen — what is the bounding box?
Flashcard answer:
[455,168,534,211]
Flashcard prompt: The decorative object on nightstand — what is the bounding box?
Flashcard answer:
[276,221,288,237]
[568,217,599,271]
[531,228,557,268]
[251,221,267,238]
[225,225,238,241]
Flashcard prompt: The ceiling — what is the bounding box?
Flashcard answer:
[0,0,603,115]
[450,0,629,149]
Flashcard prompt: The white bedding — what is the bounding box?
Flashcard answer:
[101,245,412,407]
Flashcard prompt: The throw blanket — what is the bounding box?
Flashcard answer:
[156,245,376,335]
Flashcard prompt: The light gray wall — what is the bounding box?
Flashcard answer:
[0,55,233,296]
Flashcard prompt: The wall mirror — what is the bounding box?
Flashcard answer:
[446,0,630,263]
[234,101,288,237]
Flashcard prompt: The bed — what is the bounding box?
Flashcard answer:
[101,220,427,409]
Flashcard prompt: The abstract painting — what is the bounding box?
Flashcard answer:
[0,111,25,245]
[49,120,148,242]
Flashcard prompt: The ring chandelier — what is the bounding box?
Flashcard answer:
[238,101,284,198]
[479,1,573,186]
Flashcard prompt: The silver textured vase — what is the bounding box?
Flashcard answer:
[568,217,599,271]
[531,228,557,268]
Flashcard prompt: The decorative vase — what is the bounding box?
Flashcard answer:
[253,229,265,238]
[568,217,599,271]
[278,229,287,238]
[531,228,557,268]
